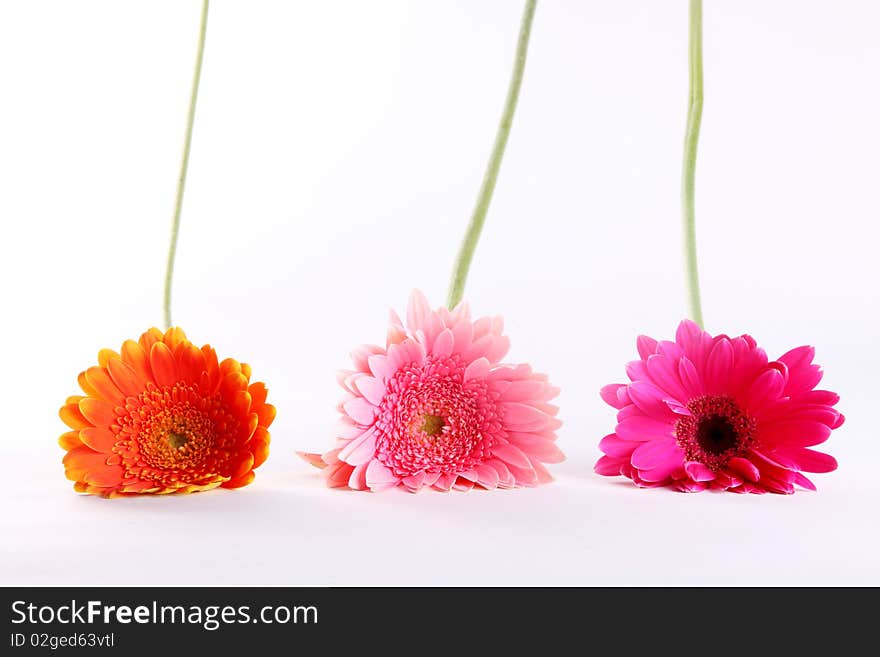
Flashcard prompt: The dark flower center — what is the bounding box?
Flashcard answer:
[167,431,188,449]
[420,414,445,437]
[675,395,757,470]
[696,415,739,455]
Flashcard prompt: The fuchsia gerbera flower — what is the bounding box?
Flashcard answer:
[595,320,843,494]
[301,290,563,492]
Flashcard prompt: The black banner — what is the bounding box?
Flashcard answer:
[0,586,868,651]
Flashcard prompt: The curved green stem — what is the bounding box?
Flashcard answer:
[681,0,704,327]
[163,0,209,329]
[446,0,537,309]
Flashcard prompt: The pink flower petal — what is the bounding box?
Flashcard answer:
[677,357,702,397]
[615,415,674,442]
[645,355,689,404]
[793,472,816,491]
[461,335,496,363]
[351,344,384,374]
[684,461,715,482]
[450,318,473,353]
[297,451,328,469]
[348,462,369,490]
[406,289,431,332]
[599,383,629,409]
[367,354,389,380]
[486,335,510,363]
[705,338,733,394]
[675,319,703,350]
[726,457,760,482]
[505,461,538,487]
[594,455,624,476]
[637,334,658,359]
[776,447,837,473]
[326,461,355,488]
[777,345,822,395]
[531,459,554,485]
[492,443,532,469]
[627,380,677,421]
[401,471,427,492]
[354,376,386,406]
[598,434,639,459]
[500,402,552,431]
[463,357,490,382]
[745,368,786,408]
[475,463,500,489]
[338,427,378,466]
[365,460,399,491]
[761,420,832,448]
[453,477,475,492]
[431,328,455,359]
[432,472,457,491]
[631,439,681,471]
[507,432,565,463]
[343,397,376,425]
[501,380,547,402]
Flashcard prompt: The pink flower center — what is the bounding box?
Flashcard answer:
[674,395,756,470]
[374,355,499,476]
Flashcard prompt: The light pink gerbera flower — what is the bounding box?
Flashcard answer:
[300,290,563,492]
[595,320,843,494]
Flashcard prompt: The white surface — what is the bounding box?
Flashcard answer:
[1,0,878,586]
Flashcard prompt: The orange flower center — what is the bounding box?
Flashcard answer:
[138,402,216,470]
[113,382,243,490]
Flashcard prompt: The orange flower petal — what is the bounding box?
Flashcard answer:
[83,463,124,487]
[77,371,97,397]
[121,339,153,385]
[257,403,276,428]
[138,327,164,353]
[164,326,188,351]
[62,445,108,481]
[240,362,252,379]
[248,382,268,407]
[97,348,120,368]
[149,342,179,387]
[84,366,124,405]
[220,371,248,397]
[177,343,207,383]
[220,358,241,377]
[58,431,83,450]
[79,397,119,428]
[250,428,270,468]
[59,403,91,430]
[107,356,144,398]
[201,345,220,389]
[240,412,259,442]
[221,471,255,489]
[231,390,252,418]
[79,426,118,453]
[231,453,255,479]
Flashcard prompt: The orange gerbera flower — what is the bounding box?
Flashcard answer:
[59,327,274,497]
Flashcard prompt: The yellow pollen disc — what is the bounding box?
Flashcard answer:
[420,414,445,437]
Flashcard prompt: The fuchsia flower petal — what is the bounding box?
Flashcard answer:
[300,290,563,492]
[595,320,843,494]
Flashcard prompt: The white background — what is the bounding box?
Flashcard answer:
[1,0,878,585]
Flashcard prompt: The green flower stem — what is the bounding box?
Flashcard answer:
[446,0,537,309]
[163,0,209,330]
[681,0,704,328]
